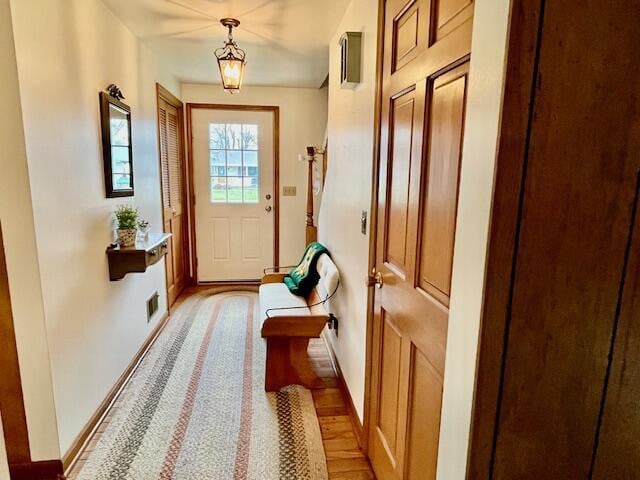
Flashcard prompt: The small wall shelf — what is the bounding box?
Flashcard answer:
[106,233,171,281]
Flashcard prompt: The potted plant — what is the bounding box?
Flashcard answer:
[114,204,138,247]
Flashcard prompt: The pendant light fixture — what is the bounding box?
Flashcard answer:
[215,18,246,93]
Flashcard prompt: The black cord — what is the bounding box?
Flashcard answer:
[265,279,340,318]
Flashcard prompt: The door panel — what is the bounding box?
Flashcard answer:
[377,312,403,457]
[404,344,442,480]
[419,66,467,305]
[211,217,231,260]
[392,0,423,72]
[192,108,275,282]
[386,92,416,274]
[241,217,260,261]
[369,0,473,478]
[430,0,474,44]
[158,96,187,306]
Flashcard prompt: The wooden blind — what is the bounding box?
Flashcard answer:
[158,107,170,209]
[167,110,182,208]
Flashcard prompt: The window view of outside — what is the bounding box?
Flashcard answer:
[209,123,259,203]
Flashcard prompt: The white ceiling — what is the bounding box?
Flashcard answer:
[101,0,350,88]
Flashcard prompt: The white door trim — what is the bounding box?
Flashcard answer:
[186,103,280,284]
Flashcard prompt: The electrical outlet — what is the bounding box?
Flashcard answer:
[327,313,339,337]
[283,186,297,196]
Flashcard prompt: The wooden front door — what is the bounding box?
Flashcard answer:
[157,87,188,306]
[368,0,473,478]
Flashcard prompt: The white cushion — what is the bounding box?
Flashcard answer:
[259,283,311,322]
[316,253,340,299]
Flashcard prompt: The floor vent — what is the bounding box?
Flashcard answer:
[147,291,159,321]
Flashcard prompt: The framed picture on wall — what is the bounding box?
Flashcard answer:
[100,85,134,197]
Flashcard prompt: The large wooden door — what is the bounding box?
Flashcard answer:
[157,87,188,306]
[369,0,473,478]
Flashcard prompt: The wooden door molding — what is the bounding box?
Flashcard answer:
[362,0,387,457]
[465,1,542,477]
[0,222,31,465]
[185,103,280,284]
[0,223,65,480]
[156,83,190,307]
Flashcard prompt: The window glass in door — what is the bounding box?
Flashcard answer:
[209,123,259,204]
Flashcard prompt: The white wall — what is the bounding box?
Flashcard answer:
[318,0,379,422]
[10,0,180,454]
[0,0,60,461]
[436,0,512,478]
[181,84,328,266]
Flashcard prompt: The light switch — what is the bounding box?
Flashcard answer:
[283,186,297,196]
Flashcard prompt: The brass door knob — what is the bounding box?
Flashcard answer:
[265,206,272,212]
[367,270,384,288]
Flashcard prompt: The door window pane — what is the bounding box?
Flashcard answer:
[211,177,227,203]
[242,124,258,150]
[227,177,243,203]
[209,124,226,149]
[210,150,225,176]
[208,123,260,204]
[243,177,258,202]
[226,124,242,150]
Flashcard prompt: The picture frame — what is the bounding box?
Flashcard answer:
[100,86,134,197]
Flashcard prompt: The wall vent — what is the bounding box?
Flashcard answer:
[147,291,159,321]
[339,32,362,88]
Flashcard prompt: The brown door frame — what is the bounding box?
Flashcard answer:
[0,221,30,469]
[0,222,64,479]
[464,2,539,476]
[360,0,404,456]
[185,103,280,285]
[156,83,191,303]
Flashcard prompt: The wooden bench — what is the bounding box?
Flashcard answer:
[259,253,339,391]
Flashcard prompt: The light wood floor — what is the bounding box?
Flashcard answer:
[309,339,375,480]
[67,291,374,479]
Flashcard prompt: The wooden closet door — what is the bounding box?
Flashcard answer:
[158,97,187,306]
[368,0,473,478]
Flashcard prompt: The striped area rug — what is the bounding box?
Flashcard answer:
[72,291,327,480]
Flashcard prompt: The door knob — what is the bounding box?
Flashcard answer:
[367,269,384,288]
[265,194,272,200]
[265,206,272,212]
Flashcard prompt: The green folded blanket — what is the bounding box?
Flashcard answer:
[284,242,329,297]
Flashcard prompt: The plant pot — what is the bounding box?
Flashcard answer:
[117,228,137,247]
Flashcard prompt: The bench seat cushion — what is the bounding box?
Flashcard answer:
[259,283,311,322]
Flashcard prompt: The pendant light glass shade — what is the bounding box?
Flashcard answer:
[215,18,246,93]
